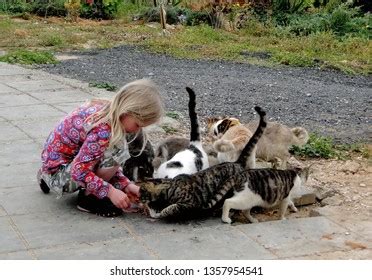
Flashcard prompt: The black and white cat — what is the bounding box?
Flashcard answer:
[122,130,155,181]
[221,167,310,224]
[154,87,209,178]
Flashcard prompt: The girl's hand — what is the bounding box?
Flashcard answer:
[107,186,130,209]
[125,183,140,200]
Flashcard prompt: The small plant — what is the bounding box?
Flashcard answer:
[89,81,117,91]
[166,111,181,120]
[41,34,64,47]
[0,49,58,64]
[161,125,178,134]
[290,133,336,159]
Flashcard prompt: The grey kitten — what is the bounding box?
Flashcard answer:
[152,137,190,169]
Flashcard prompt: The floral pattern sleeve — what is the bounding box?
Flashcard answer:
[70,123,113,199]
[111,167,131,191]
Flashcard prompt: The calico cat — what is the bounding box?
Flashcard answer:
[138,106,267,220]
[122,130,155,181]
[221,167,310,224]
[154,87,209,179]
[208,117,308,168]
[207,117,255,166]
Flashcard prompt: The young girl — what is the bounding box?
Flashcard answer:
[37,79,164,217]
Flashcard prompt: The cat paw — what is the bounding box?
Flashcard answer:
[222,217,232,224]
[148,208,161,219]
[248,217,259,223]
[291,206,298,213]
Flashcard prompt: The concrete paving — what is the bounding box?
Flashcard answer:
[0,62,370,260]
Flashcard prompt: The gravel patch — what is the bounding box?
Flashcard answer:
[39,45,371,144]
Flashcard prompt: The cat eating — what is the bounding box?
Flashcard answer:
[138,106,267,220]
[221,166,310,224]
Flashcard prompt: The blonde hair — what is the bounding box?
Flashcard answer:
[86,79,164,148]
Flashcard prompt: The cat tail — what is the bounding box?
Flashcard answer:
[213,139,235,152]
[235,106,267,168]
[291,127,309,146]
[186,87,200,143]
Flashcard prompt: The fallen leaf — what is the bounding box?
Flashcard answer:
[345,240,367,250]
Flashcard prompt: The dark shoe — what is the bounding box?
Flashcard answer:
[77,190,123,217]
[40,179,50,194]
[37,168,50,194]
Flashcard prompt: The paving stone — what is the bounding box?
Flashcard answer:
[236,216,367,258]
[0,93,41,107]
[0,122,29,142]
[11,212,131,250]
[0,205,7,217]
[53,102,86,114]
[0,162,39,189]
[0,103,65,121]
[0,84,21,94]
[33,237,156,260]
[12,116,62,140]
[0,250,35,260]
[0,139,41,165]
[141,225,276,259]
[0,217,26,254]
[6,79,70,92]
[28,89,93,104]
[0,63,33,75]
[0,187,75,215]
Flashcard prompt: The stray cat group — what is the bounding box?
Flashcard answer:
[125,86,310,224]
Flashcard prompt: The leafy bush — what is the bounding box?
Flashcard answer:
[139,6,190,25]
[80,0,122,19]
[0,50,58,65]
[278,4,371,38]
[186,10,212,26]
[0,0,32,14]
[31,0,67,17]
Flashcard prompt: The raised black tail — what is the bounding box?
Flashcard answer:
[235,106,267,167]
[186,87,200,142]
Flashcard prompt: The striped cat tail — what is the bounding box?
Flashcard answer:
[186,87,200,142]
[236,106,267,167]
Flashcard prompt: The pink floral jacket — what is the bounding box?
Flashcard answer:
[41,103,130,198]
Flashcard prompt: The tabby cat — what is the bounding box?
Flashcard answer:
[154,87,209,179]
[138,106,267,220]
[221,167,310,224]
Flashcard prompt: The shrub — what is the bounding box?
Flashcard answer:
[31,0,67,17]
[80,0,122,19]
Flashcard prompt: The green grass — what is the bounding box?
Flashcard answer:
[0,15,370,73]
[161,125,178,134]
[89,82,117,91]
[166,111,181,120]
[290,133,370,159]
[0,49,58,64]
